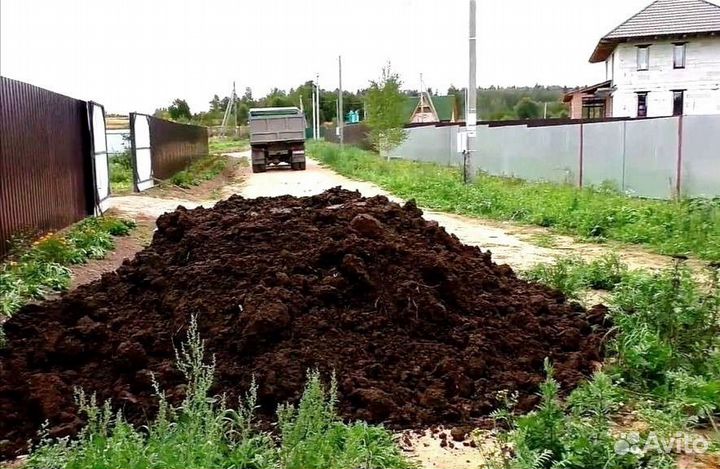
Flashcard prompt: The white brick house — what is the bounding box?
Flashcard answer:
[567,0,720,118]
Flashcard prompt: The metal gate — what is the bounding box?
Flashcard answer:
[88,101,111,212]
[130,113,154,191]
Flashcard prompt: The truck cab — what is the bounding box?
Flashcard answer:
[248,107,306,173]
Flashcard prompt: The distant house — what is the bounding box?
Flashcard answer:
[404,93,462,123]
[566,0,720,119]
[563,80,614,119]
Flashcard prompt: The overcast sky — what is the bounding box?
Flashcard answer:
[2,0,709,114]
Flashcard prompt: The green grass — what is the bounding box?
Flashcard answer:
[526,233,559,248]
[170,154,229,188]
[109,152,133,194]
[609,264,720,398]
[27,316,413,469]
[526,255,719,409]
[309,141,720,261]
[111,141,243,193]
[523,253,632,298]
[0,217,135,317]
[209,136,250,154]
[499,258,720,468]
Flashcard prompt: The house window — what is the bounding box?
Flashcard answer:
[672,90,684,116]
[637,92,648,117]
[582,98,605,119]
[673,43,686,69]
[636,45,650,71]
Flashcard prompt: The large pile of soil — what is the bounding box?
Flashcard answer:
[0,189,607,458]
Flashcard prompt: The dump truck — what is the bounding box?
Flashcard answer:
[249,107,306,173]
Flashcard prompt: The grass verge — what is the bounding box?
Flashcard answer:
[111,139,245,194]
[523,253,631,298]
[170,154,229,189]
[209,136,250,154]
[26,315,413,469]
[308,141,720,261]
[0,217,135,317]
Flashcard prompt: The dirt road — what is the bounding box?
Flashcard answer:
[109,154,690,274]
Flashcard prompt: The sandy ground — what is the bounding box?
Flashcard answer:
[100,153,714,469]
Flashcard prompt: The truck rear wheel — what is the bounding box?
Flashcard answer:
[298,162,306,170]
[252,164,266,173]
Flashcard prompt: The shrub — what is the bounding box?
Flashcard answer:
[169,155,228,188]
[609,263,720,388]
[488,364,675,469]
[109,152,133,193]
[25,235,84,264]
[0,216,134,317]
[171,170,194,188]
[491,261,720,468]
[67,226,114,260]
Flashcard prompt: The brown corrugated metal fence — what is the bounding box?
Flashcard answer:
[0,76,94,258]
[148,116,209,180]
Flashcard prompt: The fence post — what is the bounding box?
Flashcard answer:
[129,113,139,192]
[578,119,584,188]
[675,114,684,199]
[621,120,627,192]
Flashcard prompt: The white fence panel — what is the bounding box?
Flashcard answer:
[478,124,578,184]
[131,113,154,192]
[681,115,720,198]
[582,121,626,190]
[623,117,679,199]
[389,125,459,166]
[88,102,110,212]
[392,115,719,200]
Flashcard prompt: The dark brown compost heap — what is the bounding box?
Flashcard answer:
[0,188,607,458]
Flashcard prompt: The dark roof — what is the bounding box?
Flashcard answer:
[403,97,419,121]
[589,0,720,63]
[431,96,457,121]
[403,95,460,122]
[562,80,612,102]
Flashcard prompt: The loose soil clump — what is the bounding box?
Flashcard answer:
[0,188,607,458]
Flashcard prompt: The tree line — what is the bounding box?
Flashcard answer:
[157,81,574,126]
[156,83,367,127]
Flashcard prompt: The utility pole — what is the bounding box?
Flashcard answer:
[311,87,316,139]
[220,81,238,137]
[338,55,344,149]
[465,0,478,183]
[315,73,320,139]
[420,72,425,123]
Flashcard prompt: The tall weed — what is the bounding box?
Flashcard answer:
[27,316,412,469]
